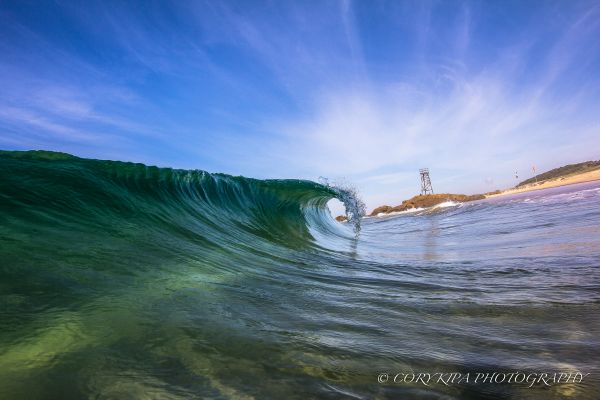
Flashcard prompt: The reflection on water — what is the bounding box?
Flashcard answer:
[423,219,439,261]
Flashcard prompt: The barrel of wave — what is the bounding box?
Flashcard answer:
[319,177,366,234]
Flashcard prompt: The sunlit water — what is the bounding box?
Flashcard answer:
[1,152,599,399]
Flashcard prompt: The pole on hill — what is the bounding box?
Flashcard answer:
[419,168,434,195]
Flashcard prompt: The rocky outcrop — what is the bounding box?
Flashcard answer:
[369,193,485,216]
[369,205,393,216]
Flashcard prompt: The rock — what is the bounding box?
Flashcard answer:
[369,205,393,216]
[369,193,485,216]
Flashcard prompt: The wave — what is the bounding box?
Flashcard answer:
[430,200,460,209]
[0,151,364,259]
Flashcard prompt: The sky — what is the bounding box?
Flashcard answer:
[1,0,600,212]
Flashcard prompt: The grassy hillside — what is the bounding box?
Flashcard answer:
[517,160,600,187]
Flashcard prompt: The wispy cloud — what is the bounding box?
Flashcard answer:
[243,1,600,207]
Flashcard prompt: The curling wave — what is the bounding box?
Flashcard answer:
[0,150,363,258]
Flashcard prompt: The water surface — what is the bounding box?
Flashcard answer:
[1,151,599,399]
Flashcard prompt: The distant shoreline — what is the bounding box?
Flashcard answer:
[347,162,600,220]
[485,168,600,198]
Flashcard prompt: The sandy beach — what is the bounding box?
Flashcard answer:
[486,168,600,198]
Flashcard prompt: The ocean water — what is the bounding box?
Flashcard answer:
[1,151,599,399]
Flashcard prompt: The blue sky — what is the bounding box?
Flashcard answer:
[1,1,599,210]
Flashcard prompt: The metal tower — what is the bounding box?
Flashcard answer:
[419,168,434,195]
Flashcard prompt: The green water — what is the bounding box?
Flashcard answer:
[1,151,599,399]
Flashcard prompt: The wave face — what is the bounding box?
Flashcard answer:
[0,150,353,250]
[1,151,600,399]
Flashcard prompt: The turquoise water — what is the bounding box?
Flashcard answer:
[1,151,599,399]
